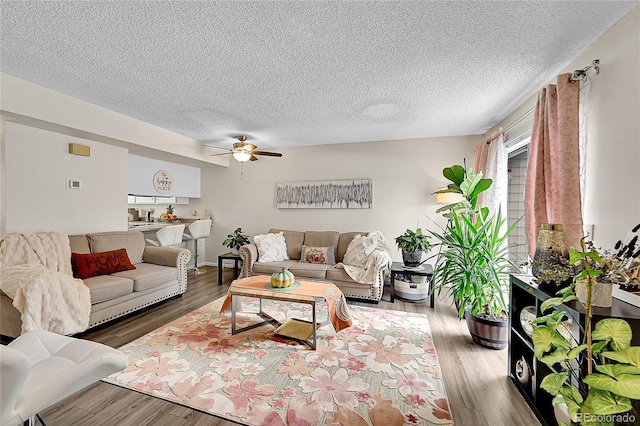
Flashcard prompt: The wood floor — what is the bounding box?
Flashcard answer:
[37,266,541,426]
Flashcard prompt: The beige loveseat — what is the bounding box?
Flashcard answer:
[239,229,390,302]
[0,231,191,338]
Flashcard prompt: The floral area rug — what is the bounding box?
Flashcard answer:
[103,296,454,425]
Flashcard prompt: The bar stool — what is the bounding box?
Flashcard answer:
[145,224,185,247]
[182,219,212,275]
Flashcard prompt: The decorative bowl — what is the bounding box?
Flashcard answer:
[519,306,536,337]
[160,213,179,222]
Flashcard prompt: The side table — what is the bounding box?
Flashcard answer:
[389,262,434,306]
[218,252,242,285]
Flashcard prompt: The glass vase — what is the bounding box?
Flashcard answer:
[532,223,571,285]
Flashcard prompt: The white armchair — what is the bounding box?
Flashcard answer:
[1,330,128,426]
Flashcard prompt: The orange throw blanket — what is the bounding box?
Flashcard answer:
[220,276,353,332]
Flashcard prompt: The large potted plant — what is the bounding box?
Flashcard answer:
[532,239,640,425]
[430,165,518,349]
[223,227,250,252]
[395,228,432,267]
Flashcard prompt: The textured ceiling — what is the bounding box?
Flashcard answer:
[1,1,637,149]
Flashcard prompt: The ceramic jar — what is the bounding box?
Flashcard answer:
[575,277,613,308]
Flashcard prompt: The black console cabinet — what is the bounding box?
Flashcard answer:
[508,274,640,426]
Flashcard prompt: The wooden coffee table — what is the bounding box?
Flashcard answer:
[223,276,352,350]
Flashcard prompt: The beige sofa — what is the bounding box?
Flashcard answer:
[239,229,388,302]
[1,231,191,338]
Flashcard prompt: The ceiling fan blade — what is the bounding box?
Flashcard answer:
[250,155,259,161]
[209,152,233,156]
[253,151,283,157]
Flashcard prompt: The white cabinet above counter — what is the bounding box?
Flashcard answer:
[128,195,189,205]
[128,154,200,198]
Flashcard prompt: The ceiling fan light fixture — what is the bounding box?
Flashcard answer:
[232,151,252,162]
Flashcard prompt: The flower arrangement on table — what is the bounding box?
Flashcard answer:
[606,224,640,291]
[535,224,640,290]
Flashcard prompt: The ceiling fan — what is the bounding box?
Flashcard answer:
[209,136,283,163]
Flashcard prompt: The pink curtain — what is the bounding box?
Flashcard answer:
[473,139,489,208]
[474,139,491,180]
[474,133,506,215]
[525,73,582,257]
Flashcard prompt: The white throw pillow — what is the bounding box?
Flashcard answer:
[254,232,289,263]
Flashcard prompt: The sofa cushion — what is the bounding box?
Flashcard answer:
[289,262,332,279]
[112,262,177,292]
[252,260,299,276]
[254,232,289,262]
[300,245,336,265]
[326,266,355,283]
[71,248,136,279]
[269,229,305,260]
[82,275,134,304]
[303,231,339,260]
[69,235,91,254]
[87,231,146,265]
[304,231,340,247]
[337,232,366,262]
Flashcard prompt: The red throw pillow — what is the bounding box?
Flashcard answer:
[72,248,136,279]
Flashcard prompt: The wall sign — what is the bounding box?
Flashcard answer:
[153,170,174,193]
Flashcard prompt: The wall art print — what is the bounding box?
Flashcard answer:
[276,179,372,209]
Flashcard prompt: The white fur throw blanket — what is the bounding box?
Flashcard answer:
[337,231,392,287]
[0,232,91,334]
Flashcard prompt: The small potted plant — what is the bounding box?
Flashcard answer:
[223,227,250,253]
[394,228,432,267]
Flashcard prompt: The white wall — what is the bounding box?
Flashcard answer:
[0,74,225,237]
[202,136,477,263]
[580,8,639,248]
[4,122,128,234]
[489,7,640,250]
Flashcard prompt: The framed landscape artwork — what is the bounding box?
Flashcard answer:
[276,179,372,209]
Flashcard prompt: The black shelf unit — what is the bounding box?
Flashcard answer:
[508,274,640,426]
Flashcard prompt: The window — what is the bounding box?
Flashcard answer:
[506,131,531,270]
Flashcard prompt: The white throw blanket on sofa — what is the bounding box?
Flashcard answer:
[0,232,90,334]
[337,231,392,287]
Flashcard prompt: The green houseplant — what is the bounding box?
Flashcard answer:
[223,227,250,252]
[395,228,432,267]
[430,165,519,349]
[532,239,640,425]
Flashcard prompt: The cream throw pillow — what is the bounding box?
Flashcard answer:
[254,232,289,263]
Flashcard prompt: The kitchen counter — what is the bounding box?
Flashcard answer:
[128,218,198,232]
